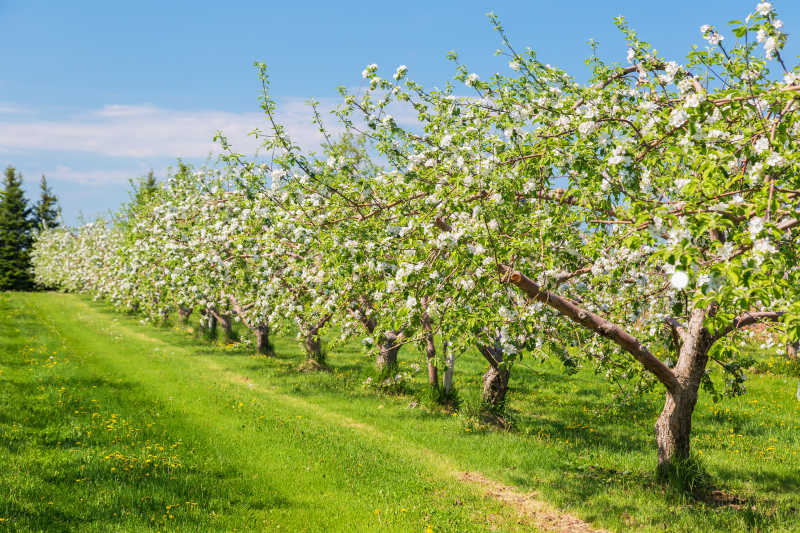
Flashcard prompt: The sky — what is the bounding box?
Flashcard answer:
[2,0,799,225]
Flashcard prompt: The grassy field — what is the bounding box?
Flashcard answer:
[0,292,798,532]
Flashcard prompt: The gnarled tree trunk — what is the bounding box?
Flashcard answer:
[655,310,709,471]
[300,314,332,369]
[353,295,403,372]
[304,329,323,363]
[655,387,698,468]
[209,310,234,343]
[482,365,510,410]
[377,330,403,371]
[787,341,799,359]
[478,343,510,410]
[177,305,193,324]
[219,314,234,343]
[254,324,272,355]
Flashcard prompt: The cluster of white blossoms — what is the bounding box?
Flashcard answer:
[700,24,724,45]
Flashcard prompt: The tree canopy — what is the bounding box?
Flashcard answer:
[31,1,799,473]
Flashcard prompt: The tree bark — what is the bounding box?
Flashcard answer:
[304,328,324,364]
[201,309,218,339]
[301,314,332,367]
[220,315,234,343]
[177,305,193,324]
[478,343,510,410]
[655,309,709,471]
[377,330,403,371]
[482,365,510,409]
[654,386,698,469]
[421,301,439,389]
[353,296,403,372]
[254,324,272,356]
[787,341,799,359]
[210,310,234,343]
[443,351,455,394]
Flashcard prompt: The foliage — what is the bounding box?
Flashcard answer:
[0,166,34,291]
[33,174,60,230]
[30,2,800,470]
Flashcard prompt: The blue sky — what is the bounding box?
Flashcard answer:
[2,0,798,225]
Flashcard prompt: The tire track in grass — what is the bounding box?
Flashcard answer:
[212,365,607,533]
[49,294,605,533]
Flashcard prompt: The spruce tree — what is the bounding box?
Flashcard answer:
[0,166,33,290]
[33,174,60,230]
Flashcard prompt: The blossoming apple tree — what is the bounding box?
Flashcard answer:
[333,2,800,470]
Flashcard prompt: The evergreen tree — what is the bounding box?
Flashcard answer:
[33,174,60,230]
[0,166,33,290]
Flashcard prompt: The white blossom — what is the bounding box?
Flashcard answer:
[684,92,705,108]
[578,121,597,136]
[393,65,408,80]
[670,271,689,290]
[749,216,764,238]
[669,108,689,127]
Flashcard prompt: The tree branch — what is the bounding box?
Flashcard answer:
[711,311,785,344]
[498,265,679,393]
[664,317,688,345]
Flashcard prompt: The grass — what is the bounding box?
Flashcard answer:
[1,292,799,532]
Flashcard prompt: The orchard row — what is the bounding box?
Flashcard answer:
[32,2,799,474]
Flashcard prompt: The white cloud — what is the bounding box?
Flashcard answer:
[92,104,161,118]
[0,94,422,188]
[0,100,347,160]
[43,165,160,185]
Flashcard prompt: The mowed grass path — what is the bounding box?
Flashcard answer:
[0,292,530,532]
[1,292,799,532]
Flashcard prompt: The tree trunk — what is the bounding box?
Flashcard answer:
[421,302,439,389]
[482,365,510,410]
[443,351,455,394]
[354,297,402,372]
[201,309,218,339]
[427,356,439,389]
[787,341,799,359]
[655,314,708,471]
[304,329,324,364]
[218,314,234,343]
[478,343,510,410]
[654,388,697,469]
[376,330,402,371]
[177,305,192,324]
[254,324,272,355]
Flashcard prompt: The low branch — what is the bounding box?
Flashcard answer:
[498,265,679,393]
[664,317,688,345]
[228,294,255,331]
[711,311,785,344]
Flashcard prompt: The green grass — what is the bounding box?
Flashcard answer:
[1,292,799,532]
